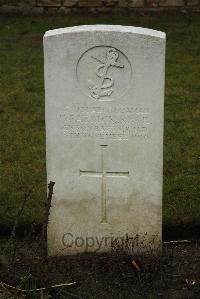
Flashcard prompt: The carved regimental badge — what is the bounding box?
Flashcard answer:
[77,46,132,101]
[88,48,124,99]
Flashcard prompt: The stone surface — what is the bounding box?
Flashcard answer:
[63,0,78,7]
[37,0,61,7]
[146,0,159,7]
[129,0,144,7]
[78,0,102,7]
[103,0,118,6]
[119,0,144,7]
[1,0,198,14]
[159,0,184,6]
[187,0,199,5]
[31,6,44,13]
[44,25,166,256]
[17,0,36,6]
[118,0,128,6]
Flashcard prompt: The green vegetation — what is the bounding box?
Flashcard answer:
[0,15,199,230]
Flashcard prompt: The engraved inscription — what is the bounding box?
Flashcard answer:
[79,145,129,223]
[60,106,152,139]
[89,48,124,100]
[77,46,132,101]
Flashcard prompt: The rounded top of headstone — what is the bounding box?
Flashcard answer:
[44,25,166,40]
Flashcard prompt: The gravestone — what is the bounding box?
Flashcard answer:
[44,25,166,256]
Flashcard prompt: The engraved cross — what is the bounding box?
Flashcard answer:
[79,145,129,224]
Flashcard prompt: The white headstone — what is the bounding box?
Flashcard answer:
[44,25,166,256]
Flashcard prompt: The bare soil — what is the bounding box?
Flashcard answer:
[0,238,200,298]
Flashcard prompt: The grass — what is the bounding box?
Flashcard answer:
[0,15,199,232]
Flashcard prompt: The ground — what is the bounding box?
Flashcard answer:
[0,238,200,298]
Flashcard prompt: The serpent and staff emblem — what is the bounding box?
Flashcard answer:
[88,48,124,100]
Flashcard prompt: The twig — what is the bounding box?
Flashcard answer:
[40,289,44,299]
[9,190,32,245]
[36,181,55,256]
[15,222,36,251]
[59,289,84,299]
[163,240,191,244]
[1,189,32,267]
[132,260,141,272]
[0,281,76,293]
[0,254,8,269]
